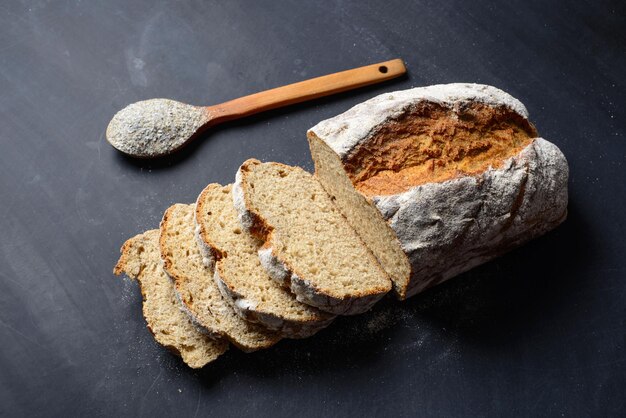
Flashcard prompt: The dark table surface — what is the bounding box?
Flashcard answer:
[1,1,625,417]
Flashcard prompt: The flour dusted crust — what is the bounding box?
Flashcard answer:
[193,222,218,270]
[256,244,385,315]
[168,275,218,338]
[311,83,530,159]
[232,169,256,232]
[308,83,569,298]
[257,246,291,287]
[373,137,568,296]
[211,261,333,338]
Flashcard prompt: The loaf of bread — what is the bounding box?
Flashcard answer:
[195,183,335,337]
[113,83,569,369]
[308,83,569,299]
[114,230,228,368]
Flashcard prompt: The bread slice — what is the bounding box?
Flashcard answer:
[113,230,228,369]
[233,159,392,315]
[195,184,336,338]
[159,203,281,351]
[308,83,569,298]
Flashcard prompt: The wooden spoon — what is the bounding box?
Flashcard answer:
[106,59,406,158]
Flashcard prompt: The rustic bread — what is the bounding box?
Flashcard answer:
[195,184,336,338]
[308,83,569,299]
[233,159,392,315]
[113,230,228,368]
[159,204,281,351]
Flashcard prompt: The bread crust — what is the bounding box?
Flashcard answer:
[310,83,531,159]
[377,137,567,297]
[308,83,569,298]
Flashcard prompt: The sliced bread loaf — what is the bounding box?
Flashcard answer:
[159,203,281,351]
[307,83,569,299]
[195,184,336,338]
[113,230,228,368]
[233,159,392,315]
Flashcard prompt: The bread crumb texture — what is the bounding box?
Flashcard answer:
[114,230,228,368]
[235,159,391,315]
[195,184,334,338]
[159,203,281,351]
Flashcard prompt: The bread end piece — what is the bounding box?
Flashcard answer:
[114,230,228,368]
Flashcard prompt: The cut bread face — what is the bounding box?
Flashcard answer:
[308,134,412,299]
[308,83,569,299]
[233,160,392,315]
[113,230,228,369]
[159,204,281,351]
[195,184,335,338]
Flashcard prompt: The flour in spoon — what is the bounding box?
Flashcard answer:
[106,99,209,157]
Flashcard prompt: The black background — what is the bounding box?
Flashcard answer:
[1,1,625,417]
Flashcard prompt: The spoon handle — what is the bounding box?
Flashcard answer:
[206,58,406,124]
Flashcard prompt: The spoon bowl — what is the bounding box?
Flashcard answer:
[106,99,210,158]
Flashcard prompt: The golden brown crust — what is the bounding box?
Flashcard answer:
[344,102,537,196]
[237,159,276,241]
[158,208,175,271]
